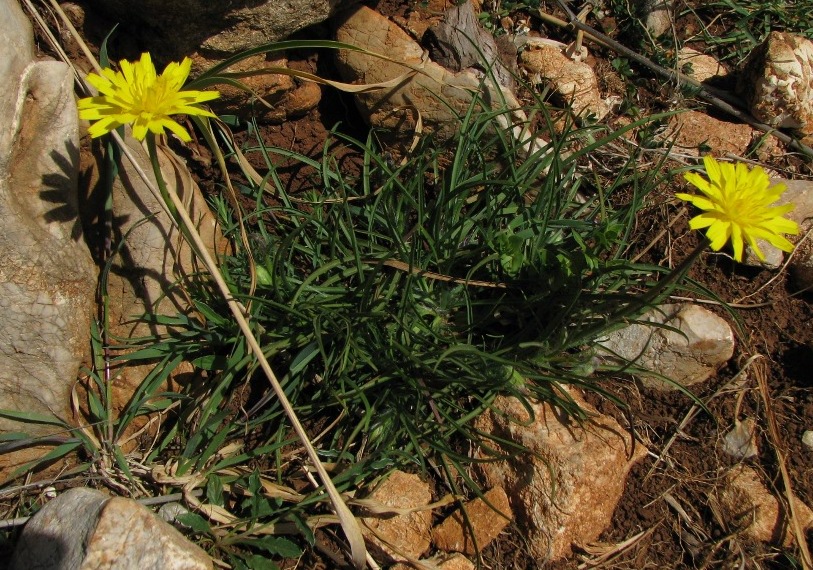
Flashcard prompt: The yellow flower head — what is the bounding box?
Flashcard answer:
[676,156,799,262]
[77,53,219,142]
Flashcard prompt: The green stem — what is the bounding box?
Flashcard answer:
[145,133,180,224]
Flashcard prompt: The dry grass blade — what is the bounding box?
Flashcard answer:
[753,359,813,569]
[576,526,658,568]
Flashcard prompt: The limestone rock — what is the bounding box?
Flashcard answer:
[520,38,612,121]
[740,179,813,278]
[637,0,674,37]
[84,0,348,58]
[361,470,433,562]
[668,110,754,156]
[719,465,813,546]
[598,303,735,389]
[432,486,512,555]
[803,430,813,451]
[79,134,225,424]
[739,32,813,141]
[474,392,647,561]
[10,487,212,569]
[335,6,523,142]
[0,0,96,440]
[720,418,758,459]
[678,47,727,83]
[423,1,516,90]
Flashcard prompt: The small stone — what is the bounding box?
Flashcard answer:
[637,0,674,37]
[721,418,758,459]
[158,502,190,525]
[10,488,212,569]
[802,430,813,451]
[520,38,611,121]
[432,487,512,555]
[361,470,433,562]
[678,47,727,83]
[719,465,813,545]
[598,303,735,389]
[669,110,754,156]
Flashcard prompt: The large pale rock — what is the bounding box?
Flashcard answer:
[598,303,735,389]
[719,465,813,546]
[474,392,647,561]
[739,32,813,141]
[520,38,612,121]
[361,470,433,562]
[84,0,347,57]
[10,487,212,569]
[432,486,512,555]
[0,0,96,437]
[80,135,225,422]
[741,179,813,277]
[335,6,523,142]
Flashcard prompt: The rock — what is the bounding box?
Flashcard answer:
[740,179,813,277]
[0,0,96,443]
[637,0,674,37]
[360,470,433,562]
[803,430,813,451]
[79,134,225,428]
[423,1,516,90]
[719,465,813,546]
[188,53,322,122]
[668,110,754,156]
[188,52,297,121]
[678,47,727,83]
[474,392,647,561]
[10,487,212,569]
[158,502,190,525]
[84,0,348,58]
[739,32,813,142]
[334,6,524,143]
[781,180,813,288]
[519,38,612,121]
[432,486,512,555]
[720,418,758,459]
[598,303,735,389]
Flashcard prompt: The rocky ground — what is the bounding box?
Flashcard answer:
[1,0,812,568]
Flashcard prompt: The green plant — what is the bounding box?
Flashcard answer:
[0,14,699,562]
[111,86,685,559]
[684,0,813,62]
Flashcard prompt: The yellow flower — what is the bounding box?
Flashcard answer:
[676,156,799,262]
[78,53,219,142]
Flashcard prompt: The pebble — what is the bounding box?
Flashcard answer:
[802,430,813,451]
